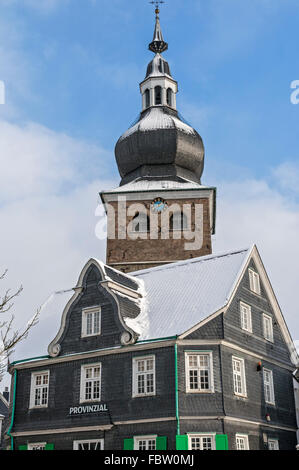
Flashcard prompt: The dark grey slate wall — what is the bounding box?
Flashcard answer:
[186,314,224,340]
[177,345,225,417]
[220,343,297,429]
[224,259,292,365]
[12,345,175,434]
[13,420,177,451]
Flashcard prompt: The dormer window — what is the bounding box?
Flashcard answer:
[82,307,101,337]
[145,89,150,108]
[155,86,162,105]
[167,88,172,107]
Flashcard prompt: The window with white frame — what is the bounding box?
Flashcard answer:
[185,352,214,393]
[263,368,275,405]
[248,269,261,295]
[28,443,47,450]
[80,363,101,403]
[232,357,247,397]
[268,439,279,450]
[236,434,249,450]
[263,313,274,342]
[134,436,157,450]
[240,302,252,333]
[188,434,215,450]
[132,356,155,397]
[82,307,101,337]
[73,439,104,450]
[29,371,49,409]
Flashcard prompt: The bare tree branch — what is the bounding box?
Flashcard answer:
[0,270,40,382]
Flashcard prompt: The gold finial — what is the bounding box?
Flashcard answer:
[149,1,165,15]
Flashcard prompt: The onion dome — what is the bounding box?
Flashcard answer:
[114,6,205,186]
[115,106,204,185]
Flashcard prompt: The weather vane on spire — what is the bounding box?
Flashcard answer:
[149,1,165,13]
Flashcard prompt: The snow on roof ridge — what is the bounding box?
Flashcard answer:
[132,247,251,277]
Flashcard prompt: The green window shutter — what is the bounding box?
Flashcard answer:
[156,436,167,450]
[176,435,189,450]
[215,434,228,450]
[124,438,134,450]
[45,444,55,450]
[18,445,28,450]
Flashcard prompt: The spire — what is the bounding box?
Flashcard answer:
[149,2,168,54]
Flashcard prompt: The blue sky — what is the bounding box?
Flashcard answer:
[1,0,299,183]
[0,0,299,384]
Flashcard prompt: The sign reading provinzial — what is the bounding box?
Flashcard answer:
[69,404,108,415]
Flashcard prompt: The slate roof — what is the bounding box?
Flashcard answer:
[10,247,250,362]
[133,248,250,340]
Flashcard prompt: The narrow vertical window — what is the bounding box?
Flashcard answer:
[133,356,155,397]
[232,357,247,397]
[263,369,275,405]
[30,371,49,409]
[82,307,101,337]
[185,352,214,393]
[145,89,150,108]
[155,86,162,105]
[131,212,150,233]
[236,434,249,450]
[80,364,101,403]
[166,88,172,106]
[170,212,188,231]
[240,302,252,333]
[263,314,274,342]
[249,269,261,295]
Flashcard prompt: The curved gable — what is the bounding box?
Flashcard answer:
[48,259,142,357]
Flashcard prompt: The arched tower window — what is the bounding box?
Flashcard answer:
[167,88,173,107]
[155,86,162,105]
[170,212,188,231]
[145,89,150,108]
[132,212,150,233]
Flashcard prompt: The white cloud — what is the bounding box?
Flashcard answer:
[0,118,117,388]
[213,176,299,343]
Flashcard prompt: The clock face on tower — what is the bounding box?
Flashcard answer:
[151,197,168,213]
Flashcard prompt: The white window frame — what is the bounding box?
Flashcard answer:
[240,302,252,333]
[235,434,249,450]
[80,363,102,404]
[132,355,156,398]
[263,368,275,405]
[134,435,157,450]
[188,433,216,450]
[29,370,50,409]
[263,313,274,342]
[81,306,101,338]
[28,443,47,450]
[249,268,261,295]
[73,439,104,450]
[232,357,247,398]
[185,352,214,393]
[268,439,279,450]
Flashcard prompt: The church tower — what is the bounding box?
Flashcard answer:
[101,7,216,273]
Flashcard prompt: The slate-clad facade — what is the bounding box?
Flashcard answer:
[5,248,299,450]
[4,7,299,451]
